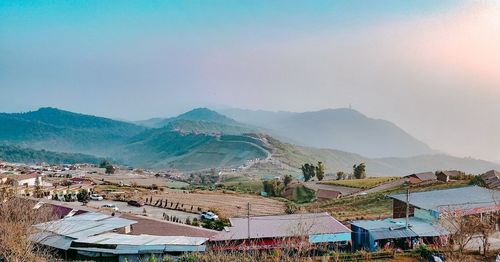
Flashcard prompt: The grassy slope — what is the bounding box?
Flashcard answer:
[293,185,316,204]
[306,180,471,221]
[122,130,269,170]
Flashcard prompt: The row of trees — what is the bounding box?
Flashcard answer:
[336,163,367,180]
[301,162,325,182]
[99,160,115,174]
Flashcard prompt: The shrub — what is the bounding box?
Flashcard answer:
[285,202,298,214]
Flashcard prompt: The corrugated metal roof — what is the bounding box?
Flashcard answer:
[350,219,405,230]
[211,212,350,241]
[30,231,74,250]
[34,212,136,240]
[389,186,500,214]
[350,218,447,239]
[75,233,208,246]
[371,228,417,240]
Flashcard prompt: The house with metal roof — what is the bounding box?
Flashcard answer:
[31,212,210,261]
[389,186,500,220]
[32,212,137,252]
[350,218,447,252]
[404,172,436,185]
[209,212,351,251]
[481,170,500,189]
[70,233,208,262]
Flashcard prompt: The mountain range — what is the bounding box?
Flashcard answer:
[220,108,434,158]
[0,107,498,176]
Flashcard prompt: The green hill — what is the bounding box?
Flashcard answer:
[0,108,145,155]
[0,145,103,165]
[120,130,269,170]
[137,108,245,128]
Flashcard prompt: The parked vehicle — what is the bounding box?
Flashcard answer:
[89,194,103,201]
[127,200,144,207]
[101,204,119,211]
[201,211,219,221]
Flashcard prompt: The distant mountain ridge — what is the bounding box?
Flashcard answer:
[0,107,497,175]
[135,108,243,128]
[220,108,434,158]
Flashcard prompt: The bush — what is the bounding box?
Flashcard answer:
[285,202,298,214]
[469,176,486,187]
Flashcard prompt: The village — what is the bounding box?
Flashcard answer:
[1,160,500,261]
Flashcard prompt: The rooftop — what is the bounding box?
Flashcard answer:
[406,172,436,181]
[74,232,207,246]
[211,212,350,241]
[350,217,447,240]
[34,212,136,239]
[121,213,218,238]
[388,186,500,215]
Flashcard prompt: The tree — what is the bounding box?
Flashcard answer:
[99,160,110,168]
[301,163,316,182]
[105,164,115,174]
[33,176,43,198]
[315,162,325,181]
[0,197,55,261]
[262,180,285,197]
[336,171,346,180]
[353,163,366,179]
[283,175,293,187]
[76,189,89,203]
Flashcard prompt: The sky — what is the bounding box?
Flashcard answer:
[1,0,500,162]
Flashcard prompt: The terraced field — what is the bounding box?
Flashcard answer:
[145,190,286,218]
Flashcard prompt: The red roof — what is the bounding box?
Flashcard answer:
[120,213,218,238]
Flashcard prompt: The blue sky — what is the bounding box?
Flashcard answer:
[1,1,499,161]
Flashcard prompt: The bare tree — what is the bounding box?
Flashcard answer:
[0,197,56,261]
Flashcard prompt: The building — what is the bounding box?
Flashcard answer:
[316,189,342,201]
[70,233,207,261]
[404,172,436,185]
[120,213,218,238]
[0,172,43,187]
[435,170,463,183]
[32,212,137,253]
[32,212,209,261]
[350,186,499,252]
[389,186,500,220]
[350,218,447,252]
[481,170,500,189]
[209,212,351,251]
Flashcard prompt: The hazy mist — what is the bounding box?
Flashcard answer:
[1,1,499,161]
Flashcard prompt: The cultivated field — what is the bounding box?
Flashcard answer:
[144,190,286,218]
[319,177,399,189]
[308,180,471,221]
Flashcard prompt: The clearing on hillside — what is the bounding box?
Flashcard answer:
[319,177,399,189]
[145,190,286,218]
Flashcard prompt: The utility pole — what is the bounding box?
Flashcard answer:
[247,202,251,240]
[405,187,410,229]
